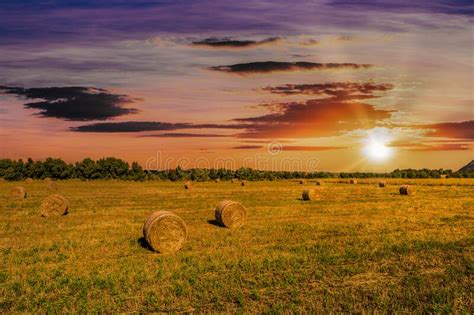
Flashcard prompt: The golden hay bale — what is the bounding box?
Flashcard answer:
[47,181,57,190]
[184,181,192,190]
[299,180,305,184]
[302,189,318,201]
[11,186,27,199]
[143,211,187,253]
[25,178,34,183]
[350,179,358,184]
[215,200,247,228]
[399,185,415,196]
[41,194,69,217]
[379,181,387,187]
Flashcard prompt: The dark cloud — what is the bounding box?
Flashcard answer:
[415,121,474,140]
[138,133,230,138]
[210,61,372,74]
[234,98,394,138]
[234,81,395,138]
[191,37,281,48]
[70,81,395,139]
[71,121,247,132]
[263,82,393,98]
[0,85,139,121]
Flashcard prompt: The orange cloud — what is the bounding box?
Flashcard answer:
[414,121,474,140]
[390,141,473,151]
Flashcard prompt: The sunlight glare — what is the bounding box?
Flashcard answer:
[363,128,394,162]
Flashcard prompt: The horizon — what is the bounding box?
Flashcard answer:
[0,1,473,172]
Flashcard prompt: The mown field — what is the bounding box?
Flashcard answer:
[0,179,473,313]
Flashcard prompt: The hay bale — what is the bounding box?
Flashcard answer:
[11,186,27,199]
[302,189,318,201]
[47,181,57,190]
[399,185,415,196]
[25,178,34,183]
[41,194,69,217]
[379,181,387,187]
[143,211,187,253]
[215,200,246,228]
[349,179,358,184]
[184,181,192,190]
[44,177,52,182]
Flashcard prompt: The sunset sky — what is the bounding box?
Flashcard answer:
[0,0,473,172]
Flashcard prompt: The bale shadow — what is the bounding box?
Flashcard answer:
[137,237,153,251]
[207,219,225,228]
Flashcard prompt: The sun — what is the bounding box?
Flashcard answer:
[362,128,394,162]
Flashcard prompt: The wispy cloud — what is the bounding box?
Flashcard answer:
[138,133,230,138]
[263,82,393,98]
[414,121,474,140]
[191,37,281,48]
[71,121,247,132]
[390,141,472,151]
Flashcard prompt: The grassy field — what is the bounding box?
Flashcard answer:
[0,179,473,313]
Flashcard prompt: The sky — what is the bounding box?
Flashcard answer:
[0,0,473,172]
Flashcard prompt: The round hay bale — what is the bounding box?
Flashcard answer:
[302,189,318,201]
[11,186,27,199]
[379,181,387,187]
[215,200,246,228]
[349,179,358,184]
[143,211,187,253]
[47,181,57,190]
[41,194,69,217]
[184,181,192,190]
[399,185,415,196]
[25,178,34,183]
[299,180,305,184]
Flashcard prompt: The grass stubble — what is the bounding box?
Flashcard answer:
[0,178,472,313]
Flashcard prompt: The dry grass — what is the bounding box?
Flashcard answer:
[0,178,473,313]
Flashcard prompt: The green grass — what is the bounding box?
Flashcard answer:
[0,179,473,312]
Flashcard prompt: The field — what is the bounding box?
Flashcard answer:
[1,179,473,313]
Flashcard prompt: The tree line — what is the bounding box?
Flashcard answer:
[0,157,471,181]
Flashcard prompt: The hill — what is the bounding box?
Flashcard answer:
[458,160,474,172]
